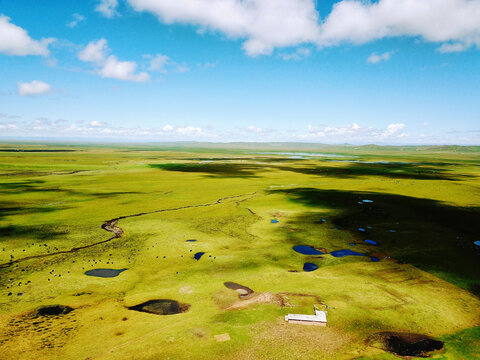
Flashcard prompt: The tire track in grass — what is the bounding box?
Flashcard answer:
[0,192,258,269]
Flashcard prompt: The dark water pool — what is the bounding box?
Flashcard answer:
[194,252,205,260]
[128,299,190,315]
[84,268,127,278]
[330,249,365,257]
[330,249,379,262]
[186,239,197,242]
[293,245,323,255]
[303,263,319,272]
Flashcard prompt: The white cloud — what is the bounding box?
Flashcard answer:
[437,42,471,53]
[126,0,480,57]
[18,80,51,96]
[95,0,119,18]
[99,55,150,82]
[78,38,109,63]
[0,15,54,56]
[79,39,150,82]
[318,0,480,52]
[149,54,170,71]
[367,51,392,64]
[280,47,310,61]
[67,13,86,28]
[127,0,320,56]
[299,122,406,141]
[146,53,189,73]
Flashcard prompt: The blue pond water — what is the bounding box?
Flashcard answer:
[186,239,197,242]
[358,227,366,232]
[330,249,379,262]
[85,268,127,278]
[293,245,324,255]
[303,263,319,272]
[349,243,356,246]
[194,252,205,260]
[365,239,378,245]
[271,219,279,224]
[362,200,374,203]
[474,241,480,246]
[330,249,365,257]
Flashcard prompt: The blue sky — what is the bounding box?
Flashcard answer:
[1,0,480,144]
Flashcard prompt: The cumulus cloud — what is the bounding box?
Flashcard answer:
[78,39,149,82]
[147,53,189,73]
[367,51,392,63]
[280,47,311,61]
[125,0,480,56]
[95,0,119,18]
[67,13,86,28]
[318,0,480,51]
[298,122,406,141]
[0,118,215,140]
[0,15,54,56]
[18,80,51,96]
[78,38,109,63]
[437,42,471,53]
[99,55,150,82]
[127,0,320,56]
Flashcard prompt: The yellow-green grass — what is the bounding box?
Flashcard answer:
[0,144,479,359]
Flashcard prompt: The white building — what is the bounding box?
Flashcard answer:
[285,305,327,326]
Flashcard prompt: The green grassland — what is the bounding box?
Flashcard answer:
[0,143,479,359]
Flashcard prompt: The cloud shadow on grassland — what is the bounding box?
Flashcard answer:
[270,187,480,294]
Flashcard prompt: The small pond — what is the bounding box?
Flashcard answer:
[330,249,379,262]
[293,245,324,255]
[271,219,279,224]
[303,263,319,272]
[364,240,378,245]
[194,252,205,260]
[85,268,127,278]
[128,299,190,315]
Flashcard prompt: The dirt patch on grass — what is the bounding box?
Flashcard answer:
[369,332,444,357]
[233,320,354,360]
[226,292,285,310]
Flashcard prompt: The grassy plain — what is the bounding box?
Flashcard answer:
[0,143,479,359]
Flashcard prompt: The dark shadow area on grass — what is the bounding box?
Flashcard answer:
[271,188,480,293]
[0,149,75,152]
[0,224,69,241]
[149,163,263,178]
[277,162,473,181]
[0,201,71,220]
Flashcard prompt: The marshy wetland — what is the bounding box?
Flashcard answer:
[0,143,479,359]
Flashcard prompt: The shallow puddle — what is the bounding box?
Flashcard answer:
[271,219,279,224]
[194,252,205,260]
[128,299,190,315]
[303,263,319,272]
[84,268,127,278]
[330,249,379,262]
[330,249,365,257]
[293,245,323,255]
[364,240,378,245]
